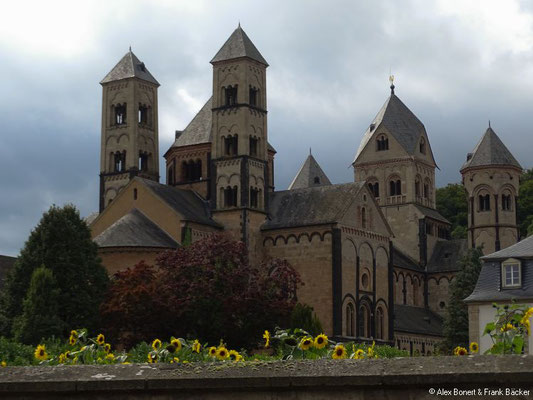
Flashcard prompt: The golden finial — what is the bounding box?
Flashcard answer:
[389,74,395,95]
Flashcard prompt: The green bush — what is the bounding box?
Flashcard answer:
[289,304,323,336]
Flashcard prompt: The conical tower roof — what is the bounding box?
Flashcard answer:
[288,153,332,190]
[101,50,159,85]
[211,25,268,66]
[461,127,521,171]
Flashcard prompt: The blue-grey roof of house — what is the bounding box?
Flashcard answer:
[101,50,159,86]
[211,26,268,66]
[288,154,332,190]
[481,235,533,260]
[394,305,443,336]
[461,127,521,171]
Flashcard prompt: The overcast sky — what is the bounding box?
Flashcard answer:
[1,0,532,256]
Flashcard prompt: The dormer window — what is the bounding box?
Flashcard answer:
[502,258,521,288]
[377,135,389,151]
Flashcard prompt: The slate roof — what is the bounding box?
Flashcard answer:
[354,93,431,163]
[427,239,468,273]
[393,246,423,271]
[394,305,444,337]
[101,50,159,85]
[461,127,521,171]
[0,255,16,291]
[211,26,268,66]
[262,182,365,230]
[168,97,276,152]
[94,209,179,248]
[288,154,332,190]
[481,234,533,260]
[414,204,450,224]
[137,178,222,228]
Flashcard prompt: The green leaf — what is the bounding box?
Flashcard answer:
[512,336,524,355]
[483,322,496,335]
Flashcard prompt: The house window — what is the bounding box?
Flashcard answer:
[225,85,238,106]
[250,187,259,208]
[346,303,354,336]
[358,304,371,338]
[138,151,149,172]
[502,194,512,211]
[249,136,258,157]
[114,103,127,125]
[224,135,238,156]
[502,259,521,288]
[249,86,258,107]
[390,179,401,196]
[377,135,389,151]
[479,194,491,211]
[376,307,384,340]
[224,186,238,207]
[138,104,148,125]
[114,151,126,172]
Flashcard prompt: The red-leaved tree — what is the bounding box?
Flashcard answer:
[100,234,301,349]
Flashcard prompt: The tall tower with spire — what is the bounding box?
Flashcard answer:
[208,25,270,254]
[99,50,160,212]
[461,126,522,254]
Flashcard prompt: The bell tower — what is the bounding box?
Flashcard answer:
[99,49,160,212]
[209,25,269,254]
[461,126,522,254]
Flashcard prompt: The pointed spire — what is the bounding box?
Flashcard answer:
[211,26,268,66]
[129,45,131,52]
[100,50,159,86]
[288,153,332,190]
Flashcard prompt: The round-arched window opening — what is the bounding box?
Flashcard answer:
[362,273,369,289]
[439,301,446,309]
[363,194,367,202]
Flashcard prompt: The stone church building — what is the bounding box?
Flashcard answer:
[89,26,521,354]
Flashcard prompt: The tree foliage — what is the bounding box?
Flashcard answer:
[442,247,483,352]
[12,267,65,344]
[436,184,468,238]
[518,169,533,237]
[101,234,302,349]
[0,205,109,340]
[289,303,323,336]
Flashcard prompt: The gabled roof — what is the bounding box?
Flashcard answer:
[94,209,178,248]
[461,127,521,171]
[288,154,332,190]
[427,239,468,273]
[101,50,159,86]
[393,246,423,271]
[168,97,276,152]
[414,204,450,224]
[211,25,268,66]
[394,305,443,337]
[481,234,533,260]
[137,178,222,228]
[262,183,365,230]
[353,93,432,164]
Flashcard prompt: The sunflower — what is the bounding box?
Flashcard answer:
[353,349,365,359]
[152,339,162,351]
[454,346,467,356]
[104,343,111,353]
[148,352,158,363]
[500,323,514,332]
[263,330,270,348]
[299,337,313,351]
[70,330,78,338]
[314,334,328,349]
[170,357,179,363]
[106,353,115,361]
[1,361,6,367]
[332,344,347,359]
[216,347,229,360]
[58,353,67,364]
[208,346,217,357]
[367,347,374,358]
[68,335,77,346]
[171,338,182,352]
[96,334,105,345]
[192,339,201,353]
[34,344,48,361]
[229,350,241,361]
[524,319,531,335]
[469,342,479,354]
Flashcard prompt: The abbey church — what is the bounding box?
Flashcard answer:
[88,26,522,355]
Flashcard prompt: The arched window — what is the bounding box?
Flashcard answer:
[396,180,401,195]
[114,103,127,125]
[138,151,148,172]
[361,207,367,229]
[415,178,421,197]
[224,186,238,207]
[419,137,426,154]
[225,85,238,106]
[358,304,370,338]
[114,151,126,172]
[376,307,384,340]
[249,86,258,107]
[368,181,379,197]
[250,187,259,208]
[133,188,138,200]
[502,193,512,211]
[478,194,491,211]
[225,135,238,156]
[376,135,389,151]
[249,136,258,156]
[346,303,354,336]
[390,179,402,196]
[138,103,149,125]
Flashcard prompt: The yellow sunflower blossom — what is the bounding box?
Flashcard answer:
[170,357,179,363]
[263,330,270,348]
[68,334,77,346]
[1,361,6,367]
[192,339,201,353]
[148,353,158,363]
[216,347,229,360]
[299,337,313,351]
[454,346,467,356]
[58,353,67,364]
[152,339,162,351]
[106,353,115,361]
[469,342,479,354]
[122,361,131,365]
[104,343,111,353]
[229,350,241,361]
[236,354,244,362]
[332,344,347,359]
[171,338,182,352]
[354,349,365,359]
[500,323,514,332]
[34,344,48,361]
[208,346,217,357]
[96,334,105,345]
[314,334,328,349]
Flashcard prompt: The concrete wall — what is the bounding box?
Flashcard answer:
[2,356,533,399]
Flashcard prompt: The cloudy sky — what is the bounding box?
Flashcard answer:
[1,0,532,256]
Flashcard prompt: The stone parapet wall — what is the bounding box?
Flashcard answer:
[1,356,533,399]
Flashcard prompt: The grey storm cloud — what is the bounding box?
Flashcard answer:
[1,0,532,256]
